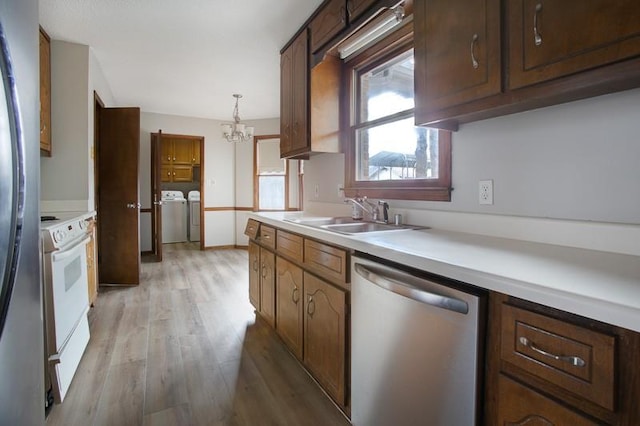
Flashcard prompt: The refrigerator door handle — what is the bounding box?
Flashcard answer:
[354,263,469,314]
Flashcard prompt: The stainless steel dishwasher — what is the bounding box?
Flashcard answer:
[351,255,485,426]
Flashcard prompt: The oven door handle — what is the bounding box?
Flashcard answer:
[51,236,90,262]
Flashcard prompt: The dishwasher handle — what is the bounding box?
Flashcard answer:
[354,263,469,315]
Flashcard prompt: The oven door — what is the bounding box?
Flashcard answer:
[48,236,90,352]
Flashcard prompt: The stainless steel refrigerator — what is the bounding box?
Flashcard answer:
[0,0,44,424]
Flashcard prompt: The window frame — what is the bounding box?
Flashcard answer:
[253,134,303,211]
[342,23,452,201]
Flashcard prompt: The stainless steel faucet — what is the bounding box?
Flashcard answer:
[345,197,390,223]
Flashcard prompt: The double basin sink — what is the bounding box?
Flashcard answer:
[285,216,426,235]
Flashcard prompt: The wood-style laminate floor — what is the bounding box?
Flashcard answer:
[46,243,350,426]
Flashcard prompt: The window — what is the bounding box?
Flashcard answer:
[343,25,451,201]
[254,135,302,211]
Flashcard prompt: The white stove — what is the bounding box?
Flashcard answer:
[40,210,95,404]
[40,211,93,253]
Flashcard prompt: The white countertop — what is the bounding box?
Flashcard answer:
[250,212,640,333]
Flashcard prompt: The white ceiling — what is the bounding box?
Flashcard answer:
[39,0,324,120]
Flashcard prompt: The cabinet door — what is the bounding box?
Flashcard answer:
[498,375,598,425]
[171,165,193,182]
[414,0,501,119]
[347,0,378,22]
[508,0,640,89]
[248,242,261,311]
[192,139,200,165]
[276,257,304,359]
[161,165,172,182]
[39,28,51,154]
[290,31,309,155]
[172,138,193,164]
[260,248,276,327]
[303,272,346,406]
[161,138,172,164]
[280,43,293,156]
[310,0,347,53]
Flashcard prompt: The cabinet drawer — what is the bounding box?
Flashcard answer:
[276,230,303,262]
[244,219,260,240]
[259,225,276,250]
[500,304,615,410]
[498,374,598,425]
[304,240,348,284]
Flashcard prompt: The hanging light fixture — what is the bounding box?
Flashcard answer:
[221,94,254,142]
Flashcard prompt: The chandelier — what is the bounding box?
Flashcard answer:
[221,94,254,142]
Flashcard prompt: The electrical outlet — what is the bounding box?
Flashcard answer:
[337,185,344,198]
[314,184,319,199]
[479,180,493,205]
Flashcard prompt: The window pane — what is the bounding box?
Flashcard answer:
[360,49,414,122]
[258,175,285,210]
[356,118,439,181]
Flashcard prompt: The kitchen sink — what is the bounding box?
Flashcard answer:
[285,217,426,234]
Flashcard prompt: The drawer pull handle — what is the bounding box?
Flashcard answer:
[470,33,479,69]
[292,286,299,304]
[533,3,543,46]
[519,336,585,367]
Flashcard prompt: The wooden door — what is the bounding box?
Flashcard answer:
[260,248,276,327]
[415,0,501,117]
[248,242,261,310]
[303,272,346,405]
[151,131,163,262]
[276,256,304,359]
[39,28,51,154]
[507,0,640,89]
[97,107,140,285]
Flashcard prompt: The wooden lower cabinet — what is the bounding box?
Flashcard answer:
[303,272,347,407]
[275,257,304,359]
[260,248,276,327]
[248,241,276,328]
[498,374,599,425]
[248,241,261,311]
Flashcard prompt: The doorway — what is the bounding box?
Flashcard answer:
[150,132,204,255]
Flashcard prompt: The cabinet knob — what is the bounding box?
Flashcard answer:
[292,286,299,304]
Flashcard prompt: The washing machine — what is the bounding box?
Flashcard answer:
[188,190,200,242]
[161,190,187,243]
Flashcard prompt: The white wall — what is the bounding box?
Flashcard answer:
[40,40,115,212]
[304,88,640,253]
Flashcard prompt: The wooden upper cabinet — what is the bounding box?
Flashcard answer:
[414,0,501,124]
[310,0,381,53]
[508,0,640,90]
[280,30,309,158]
[39,27,51,155]
[161,138,172,164]
[192,139,200,165]
[280,43,293,156]
[310,0,347,53]
[347,0,379,22]
[172,138,193,164]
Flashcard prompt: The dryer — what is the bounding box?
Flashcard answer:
[188,190,200,242]
[161,190,187,243]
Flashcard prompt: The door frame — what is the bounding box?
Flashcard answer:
[150,132,205,251]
